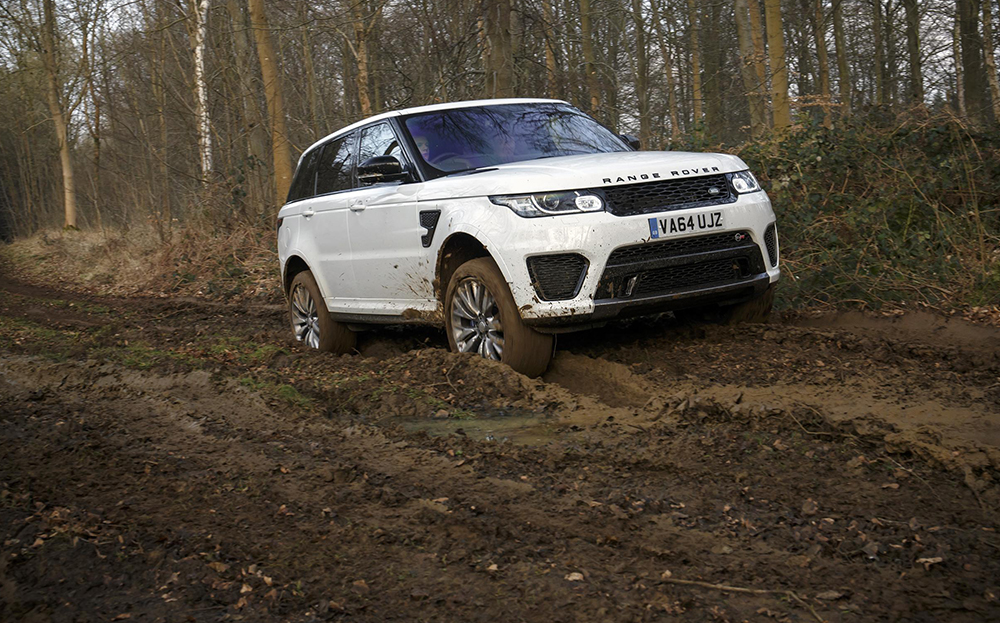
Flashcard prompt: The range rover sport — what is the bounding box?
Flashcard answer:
[277,98,779,377]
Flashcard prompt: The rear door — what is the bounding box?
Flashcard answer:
[346,122,435,315]
[307,132,358,310]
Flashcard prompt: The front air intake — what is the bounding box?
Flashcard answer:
[526,254,589,301]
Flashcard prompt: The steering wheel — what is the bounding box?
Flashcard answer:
[429,152,475,171]
[428,151,461,165]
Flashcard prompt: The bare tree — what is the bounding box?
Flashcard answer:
[765,0,792,127]
[686,0,704,125]
[813,0,832,126]
[484,0,514,97]
[40,0,79,228]
[982,0,1000,120]
[580,0,601,119]
[248,0,292,204]
[902,0,923,105]
[735,0,769,136]
[649,0,680,140]
[832,0,850,114]
[185,0,213,180]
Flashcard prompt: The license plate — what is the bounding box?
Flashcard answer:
[648,212,724,239]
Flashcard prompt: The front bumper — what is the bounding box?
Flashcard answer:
[483,191,780,326]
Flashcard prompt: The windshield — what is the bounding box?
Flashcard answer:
[402,103,628,174]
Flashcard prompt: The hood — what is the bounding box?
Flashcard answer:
[415,151,749,201]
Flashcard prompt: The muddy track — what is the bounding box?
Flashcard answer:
[2,275,999,622]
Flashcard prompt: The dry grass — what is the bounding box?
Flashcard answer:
[1,223,281,303]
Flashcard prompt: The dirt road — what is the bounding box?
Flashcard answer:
[2,275,999,622]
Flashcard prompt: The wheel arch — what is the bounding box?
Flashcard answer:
[434,232,493,303]
[282,255,311,298]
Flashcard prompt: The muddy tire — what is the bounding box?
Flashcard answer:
[288,270,356,354]
[445,257,554,378]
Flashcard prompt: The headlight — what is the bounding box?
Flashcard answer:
[727,170,761,194]
[489,191,605,217]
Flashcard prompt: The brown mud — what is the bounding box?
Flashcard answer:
[1,274,999,622]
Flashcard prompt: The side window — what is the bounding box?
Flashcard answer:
[315,134,355,195]
[358,123,405,165]
[286,148,321,203]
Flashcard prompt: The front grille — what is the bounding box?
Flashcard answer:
[596,230,767,301]
[607,230,753,267]
[526,254,588,301]
[763,223,778,267]
[601,174,735,216]
[632,258,752,297]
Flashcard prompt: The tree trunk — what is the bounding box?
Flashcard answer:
[872,0,885,105]
[686,0,704,125]
[833,0,850,114]
[41,0,77,229]
[632,0,650,146]
[764,0,792,128]
[152,2,170,231]
[982,0,1000,121]
[580,0,601,119]
[747,0,768,96]
[484,0,514,97]
[903,0,923,105]
[955,10,967,117]
[248,0,293,206]
[735,0,769,136]
[300,3,321,131]
[959,0,988,124]
[542,0,558,98]
[814,0,832,127]
[795,0,813,97]
[350,1,373,116]
[702,1,724,137]
[189,0,213,179]
[884,0,898,105]
[650,0,680,140]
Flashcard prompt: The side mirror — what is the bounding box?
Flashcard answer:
[358,155,408,184]
[620,134,641,150]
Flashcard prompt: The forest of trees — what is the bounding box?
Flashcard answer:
[1,0,999,240]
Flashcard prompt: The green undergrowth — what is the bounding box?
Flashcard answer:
[731,113,1000,310]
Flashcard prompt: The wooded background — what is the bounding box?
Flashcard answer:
[1,0,999,242]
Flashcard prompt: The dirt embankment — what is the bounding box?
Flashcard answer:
[1,275,999,622]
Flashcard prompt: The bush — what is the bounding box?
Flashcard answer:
[734,114,1000,310]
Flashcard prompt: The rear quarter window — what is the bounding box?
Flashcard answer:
[286,148,321,203]
[316,134,356,195]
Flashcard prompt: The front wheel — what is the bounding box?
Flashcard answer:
[445,258,554,378]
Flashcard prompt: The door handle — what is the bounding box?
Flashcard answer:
[302,209,315,218]
[349,201,366,212]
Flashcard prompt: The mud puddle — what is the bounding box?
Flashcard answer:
[400,413,559,445]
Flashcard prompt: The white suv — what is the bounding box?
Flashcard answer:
[277,98,779,376]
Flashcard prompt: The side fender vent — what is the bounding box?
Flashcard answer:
[419,210,441,248]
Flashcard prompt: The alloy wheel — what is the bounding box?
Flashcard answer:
[450,277,504,361]
[290,283,321,348]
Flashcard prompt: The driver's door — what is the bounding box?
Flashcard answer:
[346,122,435,316]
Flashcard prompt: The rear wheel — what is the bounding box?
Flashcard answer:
[288,270,356,354]
[445,258,554,378]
